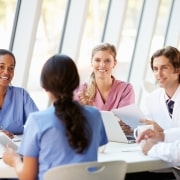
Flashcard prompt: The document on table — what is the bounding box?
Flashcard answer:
[111,104,146,129]
[121,146,141,152]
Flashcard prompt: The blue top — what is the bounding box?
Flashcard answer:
[18,105,108,180]
[0,86,38,134]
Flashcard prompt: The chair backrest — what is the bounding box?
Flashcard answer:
[44,160,127,180]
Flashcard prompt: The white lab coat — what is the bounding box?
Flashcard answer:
[143,85,180,130]
[148,128,180,164]
[143,85,180,163]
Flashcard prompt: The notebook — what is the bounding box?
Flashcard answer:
[100,111,135,143]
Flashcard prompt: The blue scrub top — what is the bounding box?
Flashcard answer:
[0,86,38,134]
[18,105,108,180]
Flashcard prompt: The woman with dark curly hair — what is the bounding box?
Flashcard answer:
[0,49,38,138]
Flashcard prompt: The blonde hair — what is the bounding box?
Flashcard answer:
[85,42,117,104]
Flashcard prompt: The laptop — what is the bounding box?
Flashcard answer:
[100,111,135,143]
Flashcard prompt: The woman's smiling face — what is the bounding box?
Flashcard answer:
[91,50,116,79]
[0,54,15,87]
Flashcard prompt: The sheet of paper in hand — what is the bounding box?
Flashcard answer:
[111,104,146,129]
[0,132,18,151]
[0,133,19,158]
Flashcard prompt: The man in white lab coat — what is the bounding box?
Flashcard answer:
[141,46,180,132]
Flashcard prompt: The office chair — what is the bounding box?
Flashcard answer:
[44,160,127,180]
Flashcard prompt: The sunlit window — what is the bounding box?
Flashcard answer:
[77,0,143,83]
[27,0,68,109]
[13,0,178,109]
[77,0,109,83]
[144,0,173,85]
[140,0,173,107]
[0,0,17,48]
[116,0,143,80]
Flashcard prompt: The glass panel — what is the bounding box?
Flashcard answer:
[116,0,143,81]
[140,0,173,107]
[0,0,17,48]
[75,0,143,87]
[26,0,178,109]
[144,0,173,85]
[27,0,67,109]
[77,0,109,83]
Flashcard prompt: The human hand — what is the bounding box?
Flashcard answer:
[0,129,14,139]
[136,128,158,143]
[140,118,163,132]
[136,129,164,154]
[139,139,157,155]
[2,145,20,167]
[99,145,106,153]
[77,91,90,105]
[136,129,159,155]
[119,120,133,135]
[138,128,164,143]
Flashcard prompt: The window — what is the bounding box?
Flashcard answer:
[0,0,17,48]
[27,0,68,109]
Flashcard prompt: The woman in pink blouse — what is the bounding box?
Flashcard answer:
[74,42,135,111]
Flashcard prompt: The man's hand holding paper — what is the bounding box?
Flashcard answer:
[112,104,145,129]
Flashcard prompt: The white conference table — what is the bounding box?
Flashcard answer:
[0,141,174,178]
[98,142,174,173]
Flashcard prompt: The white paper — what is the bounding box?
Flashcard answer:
[121,146,141,152]
[0,132,18,150]
[0,134,21,158]
[111,104,145,129]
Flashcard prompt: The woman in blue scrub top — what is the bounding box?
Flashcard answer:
[2,54,108,180]
[0,49,38,137]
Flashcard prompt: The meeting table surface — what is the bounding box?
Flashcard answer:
[98,141,174,173]
[0,140,175,178]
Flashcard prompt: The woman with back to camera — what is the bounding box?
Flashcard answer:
[2,54,108,180]
[0,49,38,138]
